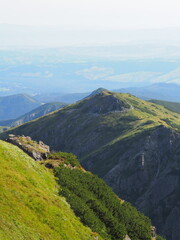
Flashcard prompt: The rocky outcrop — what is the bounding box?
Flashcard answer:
[124,235,131,240]
[6,134,50,161]
[81,91,132,114]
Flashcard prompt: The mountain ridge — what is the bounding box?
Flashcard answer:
[0,102,67,127]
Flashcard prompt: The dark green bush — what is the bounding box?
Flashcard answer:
[55,166,152,240]
[48,152,80,167]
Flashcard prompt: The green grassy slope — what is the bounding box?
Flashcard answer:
[149,99,180,114]
[0,140,102,240]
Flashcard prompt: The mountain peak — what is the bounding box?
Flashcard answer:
[87,87,109,98]
[81,90,132,114]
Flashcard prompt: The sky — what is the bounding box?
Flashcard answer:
[0,0,180,29]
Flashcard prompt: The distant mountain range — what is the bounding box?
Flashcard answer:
[0,94,41,121]
[116,83,180,102]
[0,102,66,127]
[34,92,89,104]
[2,89,179,240]
[34,83,180,103]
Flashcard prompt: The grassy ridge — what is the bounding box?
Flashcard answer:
[149,99,180,114]
[1,92,179,150]
[0,140,102,240]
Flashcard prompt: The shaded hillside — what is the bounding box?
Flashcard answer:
[0,94,41,121]
[1,90,179,239]
[0,140,102,240]
[101,126,180,240]
[149,99,180,114]
[0,102,67,127]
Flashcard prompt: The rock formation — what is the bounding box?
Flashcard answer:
[6,134,50,161]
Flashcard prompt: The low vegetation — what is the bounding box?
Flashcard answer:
[54,152,165,240]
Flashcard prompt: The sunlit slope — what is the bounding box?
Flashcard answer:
[0,140,102,240]
[149,99,180,114]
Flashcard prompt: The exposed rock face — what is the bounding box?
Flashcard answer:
[102,126,180,240]
[6,135,50,161]
[81,92,132,114]
[151,226,156,240]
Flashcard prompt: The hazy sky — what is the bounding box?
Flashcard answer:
[0,0,180,29]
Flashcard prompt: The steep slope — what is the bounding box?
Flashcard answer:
[0,140,103,240]
[102,126,180,240]
[51,151,162,240]
[0,102,67,127]
[0,94,41,121]
[1,90,180,239]
[149,99,180,114]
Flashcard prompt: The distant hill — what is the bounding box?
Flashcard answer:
[149,99,180,114]
[2,89,179,240]
[115,83,180,102]
[0,94,41,121]
[0,102,67,127]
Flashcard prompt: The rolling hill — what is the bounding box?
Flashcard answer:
[0,94,41,121]
[149,99,180,114]
[1,90,180,239]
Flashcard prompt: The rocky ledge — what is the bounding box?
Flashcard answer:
[6,134,50,161]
